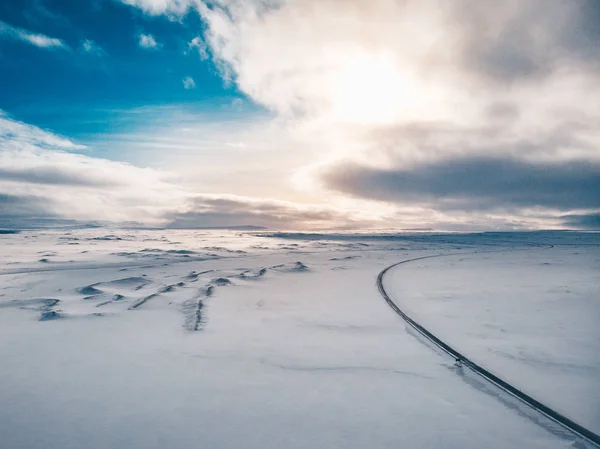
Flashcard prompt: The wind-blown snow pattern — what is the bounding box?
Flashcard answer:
[0,228,598,449]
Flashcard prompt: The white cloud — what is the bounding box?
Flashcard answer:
[119,0,196,16]
[0,20,67,50]
[188,36,208,59]
[195,0,600,127]
[182,76,196,89]
[19,33,64,48]
[0,110,188,224]
[0,111,371,229]
[195,4,600,160]
[81,39,106,55]
[0,110,86,151]
[139,33,158,49]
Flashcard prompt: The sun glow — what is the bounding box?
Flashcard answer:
[330,55,414,125]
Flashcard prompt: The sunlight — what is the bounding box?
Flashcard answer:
[330,55,413,125]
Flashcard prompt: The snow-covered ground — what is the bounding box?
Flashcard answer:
[0,229,597,448]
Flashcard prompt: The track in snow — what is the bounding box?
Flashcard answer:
[377,252,600,448]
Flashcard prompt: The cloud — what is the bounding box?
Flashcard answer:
[165,195,374,230]
[0,165,117,187]
[139,33,158,49]
[0,20,67,50]
[3,110,584,231]
[458,0,600,84]
[0,193,54,219]
[119,0,195,16]
[324,156,600,212]
[182,76,196,89]
[561,212,600,230]
[81,39,106,56]
[113,0,600,130]
[194,1,598,120]
[1,111,367,230]
[188,36,208,59]
[0,110,189,224]
[0,110,86,151]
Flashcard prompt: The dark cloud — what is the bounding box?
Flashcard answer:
[0,192,53,217]
[459,0,600,83]
[363,118,596,163]
[0,167,116,186]
[0,192,61,228]
[485,102,521,122]
[166,197,371,230]
[561,212,600,230]
[324,156,600,211]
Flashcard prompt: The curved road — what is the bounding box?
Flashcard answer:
[377,252,600,448]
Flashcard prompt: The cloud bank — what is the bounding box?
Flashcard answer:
[195,0,599,122]
[324,156,600,211]
[0,111,365,230]
[560,213,600,231]
[191,0,600,229]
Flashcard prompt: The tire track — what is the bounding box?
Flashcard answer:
[377,251,600,447]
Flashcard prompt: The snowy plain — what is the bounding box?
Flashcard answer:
[383,235,600,434]
[0,229,598,449]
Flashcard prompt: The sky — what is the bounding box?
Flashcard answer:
[0,0,599,230]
